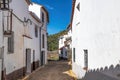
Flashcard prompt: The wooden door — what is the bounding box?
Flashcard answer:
[41,51,45,66]
[26,49,31,74]
[32,50,35,70]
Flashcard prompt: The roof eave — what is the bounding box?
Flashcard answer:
[25,0,32,5]
[41,6,49,23]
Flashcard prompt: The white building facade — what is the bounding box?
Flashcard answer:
[59,35,68,59]
[0,0,49,80]
[72,0,120,79]
[29,3,49,66]
[59,25,72,60]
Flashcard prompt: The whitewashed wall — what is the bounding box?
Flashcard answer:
[10,0,29,20]
[59,36,64,49]
[41,7,48,64]
[72,0,120,79]
[29,15,41,63]
[4,13,25,74]
[59,35,67,54]
[67,29,72,48]
[29,3,48,64]
[3,0,29,75]
[0,0,48,77]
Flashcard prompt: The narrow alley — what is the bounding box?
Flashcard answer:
[23,61,75,80]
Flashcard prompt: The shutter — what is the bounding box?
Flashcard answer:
[8,32,14,53]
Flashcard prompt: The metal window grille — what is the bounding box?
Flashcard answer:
[0,0,9,10]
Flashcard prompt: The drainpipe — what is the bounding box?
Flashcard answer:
[1,11,5,80]
[39,23,43,66]
[10,10,13,33]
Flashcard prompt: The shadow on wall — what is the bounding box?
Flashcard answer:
[82,64,120,80]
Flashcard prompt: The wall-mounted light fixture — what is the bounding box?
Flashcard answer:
[23,17,32,26]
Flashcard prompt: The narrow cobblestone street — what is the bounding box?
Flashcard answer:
[24,61,75,80]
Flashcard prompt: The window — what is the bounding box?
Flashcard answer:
[73,48,75,62]
[8,32,14,53]
[76,2,80,11]
[42,12,44,22]
[84,49,88,69]
[35,25,38,38]
[0,0,9,10]
[42,34,45,48]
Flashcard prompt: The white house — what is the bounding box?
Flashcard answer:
[59,25,72,60]
[66,24,72,49]
[0,0,49,80]
[29,3,49,66]
[59,35,68,60]
[71,0,120,79]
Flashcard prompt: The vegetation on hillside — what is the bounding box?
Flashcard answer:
[47,30,67,51]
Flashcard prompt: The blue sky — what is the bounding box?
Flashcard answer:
[31,0,72,35]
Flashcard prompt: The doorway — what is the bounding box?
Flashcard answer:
[41,51,45,66]
[26,49,31,74]
[32,50,35,71]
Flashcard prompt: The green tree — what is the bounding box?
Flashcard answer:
[47,30,67,51]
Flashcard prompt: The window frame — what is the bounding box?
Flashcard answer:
[0,0,9,10]
[8,32,14,53]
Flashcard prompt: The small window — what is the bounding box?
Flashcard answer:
[73,48,75,62]
[35,25,38,38]
[8,32,14,53]
[76,2,80,11]
[42,12,44,22]
[42,34,45,48]
[0,0,9,10]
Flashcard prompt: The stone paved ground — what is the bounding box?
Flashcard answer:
[24,61,75,80]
